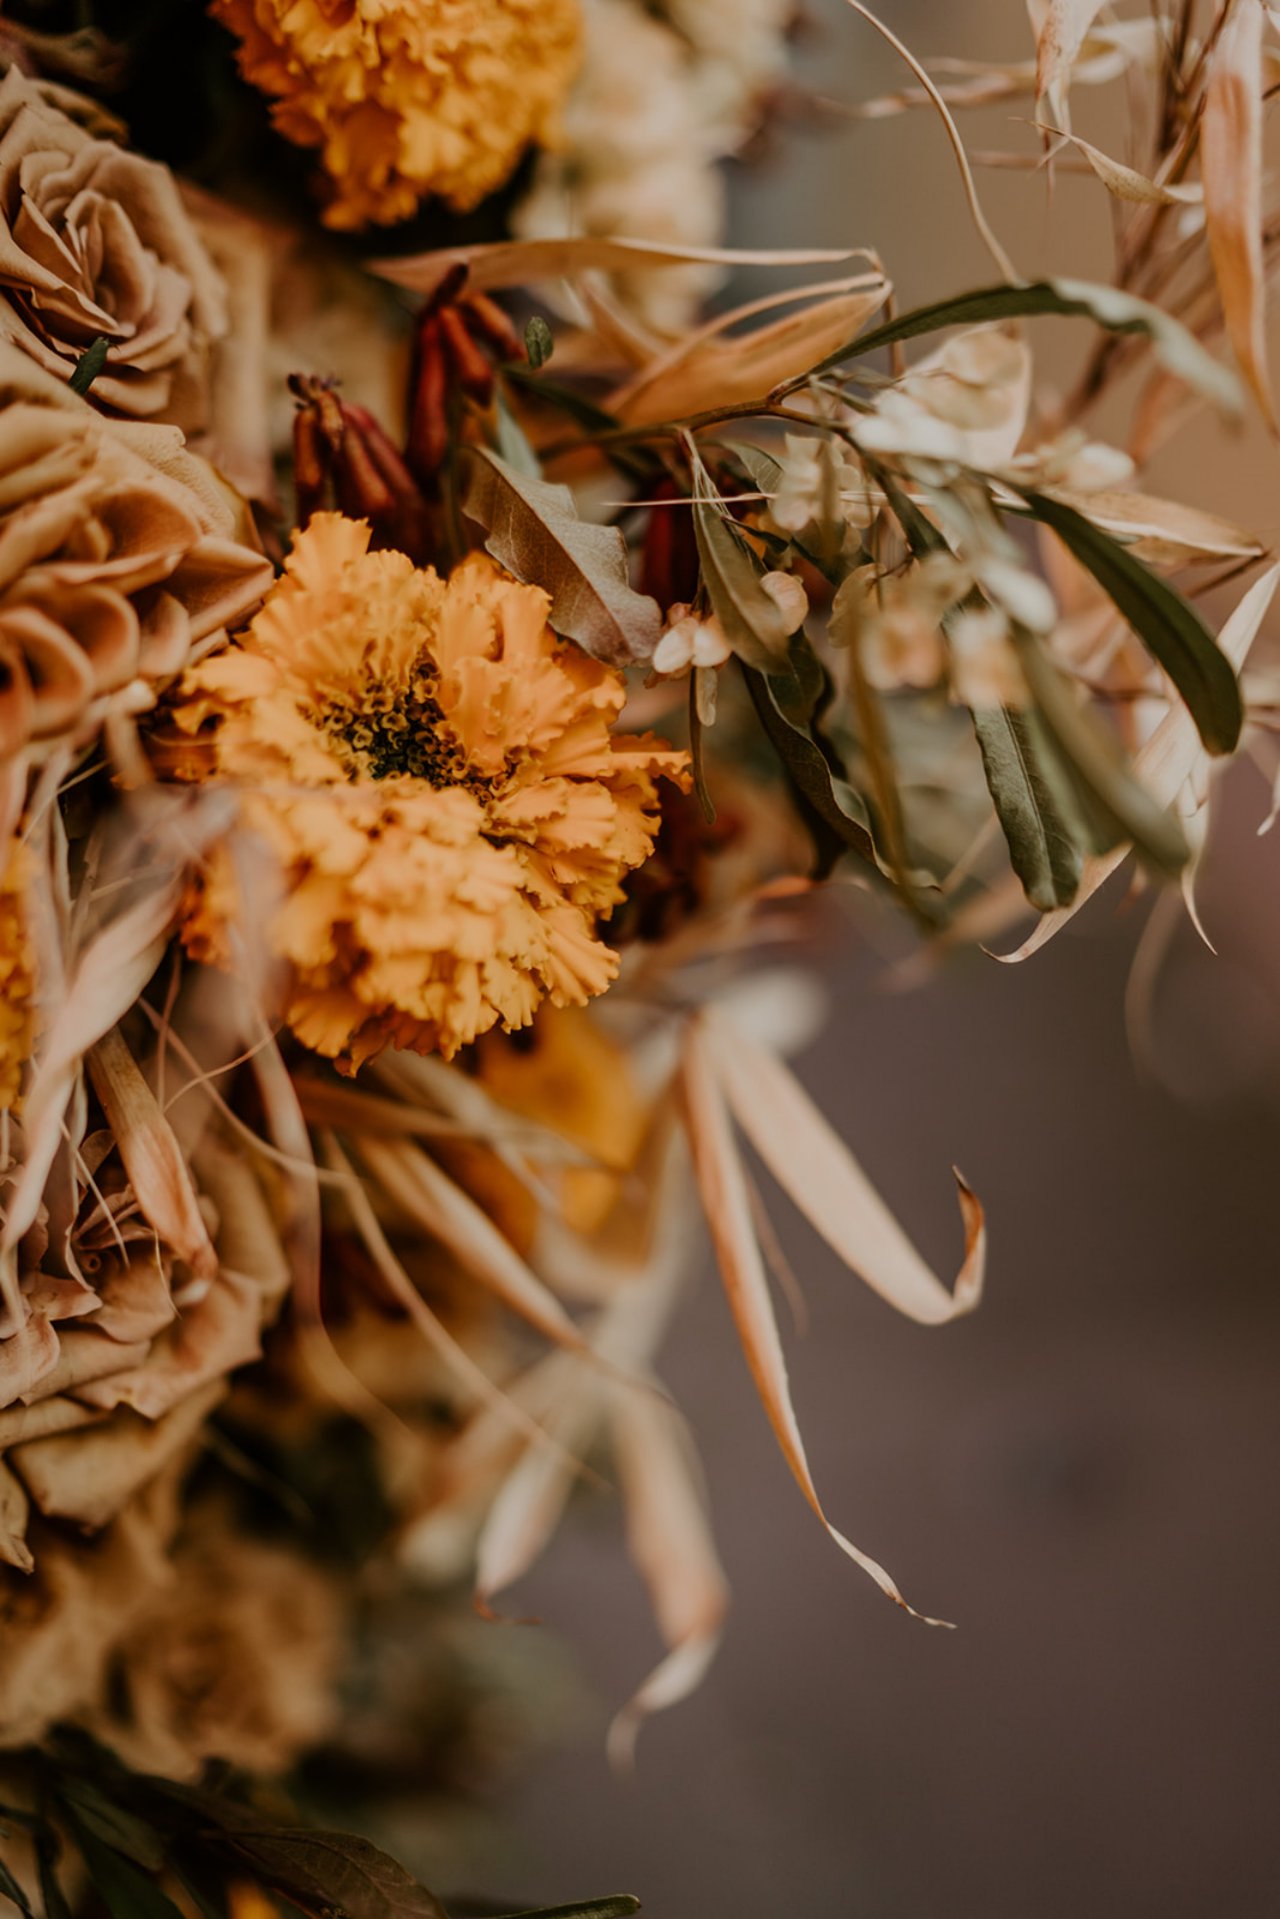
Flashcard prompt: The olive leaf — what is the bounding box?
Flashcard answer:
[969,705,1085,910]
[1014,631,1190,875]
[739,646,879,868]
[461,449,661,666]
[785,277,1241,412]
[64,1823,185,1919]
[1010,488,1243,755]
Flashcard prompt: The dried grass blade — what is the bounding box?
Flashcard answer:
[998,561,1280,961]
[1202,0,1275,429]
[704,1013,984,1325]
[355,1135,589,1356]
[373,237,860,299]
[606,1386,729,1767]
[87,1027,217,1280]
[679,1021,949,1622]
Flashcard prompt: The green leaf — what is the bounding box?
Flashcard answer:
[1014,632,1190,875]
[688,677,716,823]
[461,449,661,666]
[689,455,792,670]
[791,278,1241,412]
[57,1779,167,1869]
[68,1824,184,1919]
[740,646,878,868]
[69,335,110,397]
[1012,488,1243,755]
[490,1900,641,1919]
[226,1829,447,1919]
[0,1854,34,1917]
[34,1844,73,1919]
[970,706,1084,910]
[524,315,554,370]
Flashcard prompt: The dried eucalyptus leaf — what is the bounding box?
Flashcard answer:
[1013,488,1243,754]
[226,1829,447,1919]
[461,449,661,666]
[970,704,1085,910]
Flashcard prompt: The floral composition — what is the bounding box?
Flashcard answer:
[0,1,1276,1915]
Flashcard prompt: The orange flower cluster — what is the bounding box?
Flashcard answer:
[168,515,687,1069]
[210,0,582,229]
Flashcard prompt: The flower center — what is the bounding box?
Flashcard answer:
[317,674,482,790]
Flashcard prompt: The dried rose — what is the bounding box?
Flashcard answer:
[0,67,228,429]
[0,342,271,798]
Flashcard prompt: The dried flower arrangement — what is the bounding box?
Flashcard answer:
[0,1,1276,1914]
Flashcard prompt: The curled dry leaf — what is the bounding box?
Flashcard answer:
[1044,127,1203,206]
[1202,0,1275,429]
[679,1017,951,1623]
[606,1384,729,1768]
[461,448,661,667]
[1035,0,1111,122]
[86,1028,217,1283]
[998,562,1280,961]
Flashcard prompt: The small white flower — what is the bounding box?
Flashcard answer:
[946,605,1029,709]
[653,607,732,675]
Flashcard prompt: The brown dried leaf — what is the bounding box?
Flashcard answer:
[87,1027,217,1280]
[679,1020,949,1622]
[1050,488,1263,565]
[704,1013,985,1325]
[1202,0,1275,428]
[1045,127,1203,205]
[607,1386,729,1767]
[371,237,861,301]
[1035,0,1111,121]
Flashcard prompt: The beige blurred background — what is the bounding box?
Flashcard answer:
[446,5,1280,1913]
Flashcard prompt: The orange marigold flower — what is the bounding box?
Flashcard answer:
[167,515,688,1070]
[210,0,582,230]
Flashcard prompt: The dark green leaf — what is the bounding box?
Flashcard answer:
[490,1900,641,1919]
[69,335,110,397]
[1012,488,1243,755]
[524,316,554,370]
[970,706,1085,910]
[35,1846,73,1919]
[1014,632,1190,875]
[57,1779,167,1869]
[69,1824,184,1919]
[740,647,878,868]
[226,1829,447,1919]
[788,279,1240,411]
[461,449,661,666]
[0,1855,34,1917]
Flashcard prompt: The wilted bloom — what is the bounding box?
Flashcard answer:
[653,605,732,675]
[0,343,271,785]
[945,604,1029,709]
[166,515,689,1069]
[0,68,228,428]
[859,327,1032,470]
[406,269,525,484]
[210,0,582,230]
[291,374,432,563]
[768,433,878,554]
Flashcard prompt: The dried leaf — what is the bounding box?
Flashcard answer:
[679,1020,949,1621]
[354,1135,590,1356]
[1044,127,1203,205]
[689,453,792,670]
[704,1014,984,1324]
[461,449,660,666]
[1203,0,1274,427]
[225,1830,446,1919]
[612,275,889,426]
[371,236,861,300]
[607,1384,729,1766]
[999,563,1280,960]
[1035,0,1110,120]
[1051,489,1262,566]
[87,1029,217,1281]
